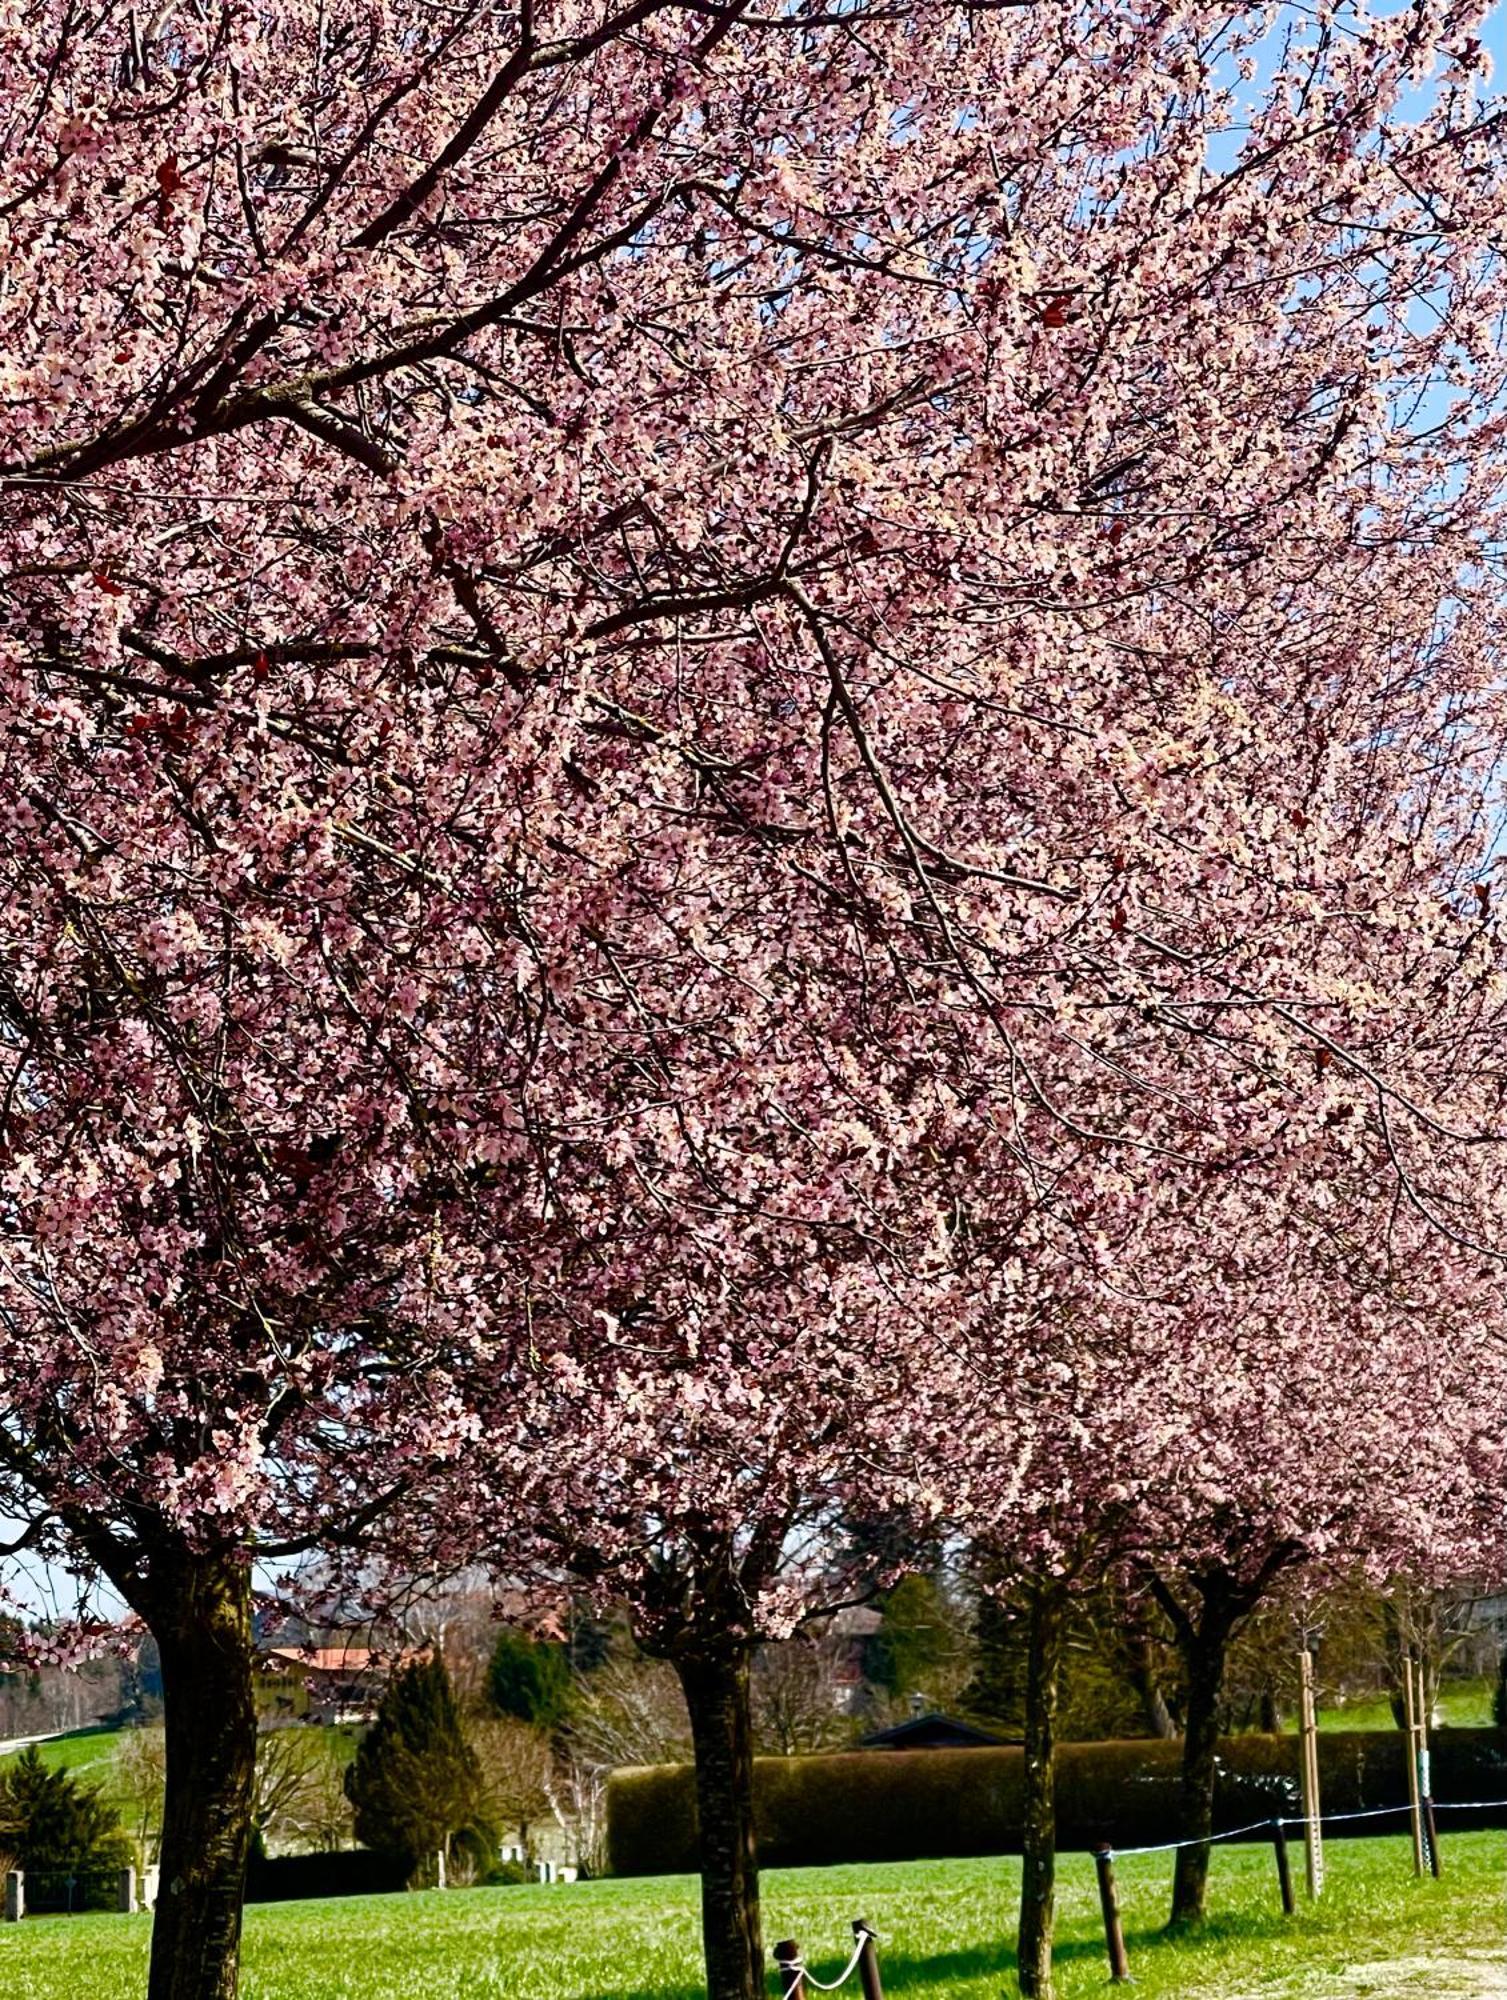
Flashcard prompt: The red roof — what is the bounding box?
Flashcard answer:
[259,1646,379,1677]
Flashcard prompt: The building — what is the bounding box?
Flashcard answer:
[859,1712,1009,1751]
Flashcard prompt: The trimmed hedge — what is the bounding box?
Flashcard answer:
[244,1848,410,1903]
[606,1728,1507,1877]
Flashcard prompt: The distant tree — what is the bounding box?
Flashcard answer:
[868,1574,966,1707]
[112,1727,168,1865]
[487,1629,572,1731]
[344,1658,491,1879]
[469,1716,556,1860]
[566,1655,691,1775]
[751,1640,853,1757]
[252,1731,353,1855]
[0,1745,131,1879]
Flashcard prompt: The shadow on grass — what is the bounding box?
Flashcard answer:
[575,1896,1303,1992]
[577,1910,1303,2000]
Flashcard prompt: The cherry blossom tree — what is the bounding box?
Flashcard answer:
[6,6,1507,2000]
[1129,1198,1507,1928]
[0,669,539,1997]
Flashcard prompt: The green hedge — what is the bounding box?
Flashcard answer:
[606,1728,1507,1876]
[244,1849,410,1903]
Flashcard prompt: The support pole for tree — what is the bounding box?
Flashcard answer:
[1092,1847,1129,1983]
[3,1870,22,1922]
[852,1919,885,2000]
[1298,1648,1324,1899]
[1402,1653,1426,1877]
[1272,1822,1295,1916]
[774,1940,805,2000]
[1409,1657,1441,1877]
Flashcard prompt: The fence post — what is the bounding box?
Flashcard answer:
[1272,1823,1295,1916]
[3,1870,22,1922]
[853,1917,885,2000]
[774,1939,805,2000]
[117,1866,137,1914]
[1093,1846,1129,1983]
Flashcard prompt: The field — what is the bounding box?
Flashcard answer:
[0,1726,124,1777]
[0,1833,1501,2000]
[1298,1680,1496,1733]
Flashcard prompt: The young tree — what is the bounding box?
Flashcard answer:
[113,1726,168,1868]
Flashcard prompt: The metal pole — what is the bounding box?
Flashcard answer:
[1272,1822,1295,1916]
[1093,1846,1130,1983]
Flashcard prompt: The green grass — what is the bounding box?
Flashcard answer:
[0,1726,123,1778]
[0,1833,1500,1999]
[1298,1678,1496,1732]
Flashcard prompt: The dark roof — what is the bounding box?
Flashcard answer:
[859,1712,1008,1750]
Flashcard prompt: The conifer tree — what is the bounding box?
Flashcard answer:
[487,1629,571,1731]
[0,1745,131,1908]
[344,1657,491,1880]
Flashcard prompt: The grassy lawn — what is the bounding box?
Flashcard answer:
[1297,1679,1496,1733]
[0,1833,1500,2000]
[0,1726,123,1777]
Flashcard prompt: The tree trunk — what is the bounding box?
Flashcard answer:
[1124,1633,1177,1740]
[1017,1583,1067,1999]
[675,1647,764,2000]
[1169,1623,1230,1928]
[147,1550,258,2000]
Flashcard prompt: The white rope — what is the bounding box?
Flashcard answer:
[780,1928,876,2000]
[1111,1814,1286,1857]
[1109,1796,1507,1859]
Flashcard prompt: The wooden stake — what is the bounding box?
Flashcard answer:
[1093,1846,1130,1983]
[1298,1648,1325,1898]
[775,1940,806,2000]
[1413,1658,1442,1878]
[1403,1654,1426,1877]
[852,1918,885,2000]
[1272,1821,1295,1916]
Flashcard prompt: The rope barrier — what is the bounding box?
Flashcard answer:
[1107,1797,1507,1859]
[780,1924,880,2000]
[774,1797,1507,2000]
[1111,1814,1290,1857]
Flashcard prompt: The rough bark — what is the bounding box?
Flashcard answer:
[1124,1632,1178,1740]
[674,1647,764,2000]
[1168,1619,1232,1927]
[147,1550,259,2000]
[1017,1583,1068,1998]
